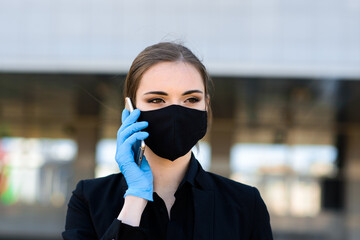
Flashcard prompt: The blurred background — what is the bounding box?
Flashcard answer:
[0,0,359,239]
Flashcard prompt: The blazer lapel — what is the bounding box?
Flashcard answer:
[192,187,214,240]
[192,163,215,240]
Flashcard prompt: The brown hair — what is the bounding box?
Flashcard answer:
[123,42,213,123]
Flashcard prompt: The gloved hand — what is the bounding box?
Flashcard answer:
[115,108,153,201]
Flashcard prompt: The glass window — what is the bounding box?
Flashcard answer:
[0,137,77,207]
[95,139,212,178]
[230,143,337,217]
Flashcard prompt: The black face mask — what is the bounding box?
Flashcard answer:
[138,105,207,161]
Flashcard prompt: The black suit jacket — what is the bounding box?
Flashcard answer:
[62,160,273,240]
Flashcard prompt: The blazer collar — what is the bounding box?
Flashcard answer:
[119,155,215,240]
[192,156,215,240]
[194,157,215,190]
[119,153,214,191]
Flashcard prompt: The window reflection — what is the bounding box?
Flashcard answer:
[0,138,76,207]
[230,144,337,217]
[95,139,212,178]
[95,139,119,178]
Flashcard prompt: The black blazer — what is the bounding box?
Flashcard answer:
[63,160,273,240]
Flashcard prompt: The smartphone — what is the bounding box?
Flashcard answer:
[125,97,146,166]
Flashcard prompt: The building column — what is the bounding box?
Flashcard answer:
[74,117,99,183]
[344,129,360,240]
[73,79,101,184]
[208,78,238,178]
[209,119,235,178]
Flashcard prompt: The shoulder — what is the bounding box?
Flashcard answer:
[197,168,262,205]
[80,172,124,186]
[208,171,258,194]
[203,171,272,238]
[73,173,126,200]
[65,174,127,236]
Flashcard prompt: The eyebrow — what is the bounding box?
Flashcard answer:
[144,90,203,96]
[182,90,203,95]
[144,91,168,96]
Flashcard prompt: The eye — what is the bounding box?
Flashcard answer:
[147,98,165,104]
[185,97,200,103]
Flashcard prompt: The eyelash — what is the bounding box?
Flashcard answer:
[147,98,164,104]
[186,97,200,103]
[147,97,200,104]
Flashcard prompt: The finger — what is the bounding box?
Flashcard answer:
[123,131,149,148]
[117,156,139,175]
[121,109,141,129]
[119,121,148,142]
[119,109,141,133]
[121,109,130,123]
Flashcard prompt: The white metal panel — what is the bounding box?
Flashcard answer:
[0,0,359,78]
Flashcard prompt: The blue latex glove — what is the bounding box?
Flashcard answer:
[115,108,153,201]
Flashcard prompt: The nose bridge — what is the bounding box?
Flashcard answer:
[167,96,184,106]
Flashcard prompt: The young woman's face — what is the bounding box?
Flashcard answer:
[135,61,206,111]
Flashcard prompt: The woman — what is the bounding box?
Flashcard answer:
[62,42,273,240]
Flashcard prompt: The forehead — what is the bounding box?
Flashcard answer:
[137,61,204,93]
